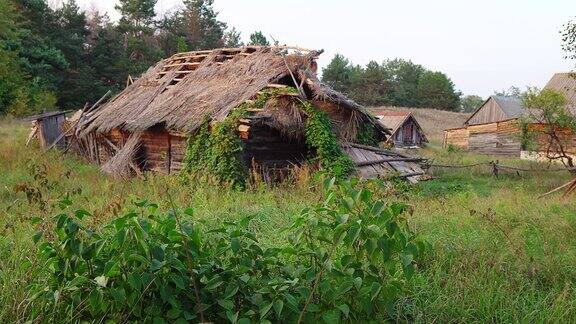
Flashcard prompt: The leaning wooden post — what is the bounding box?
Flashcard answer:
[491,160,499,178]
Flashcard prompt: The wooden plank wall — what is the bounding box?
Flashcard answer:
[444,120,522,157]
[529,124,576,155]
[466,98,507,125]
[169,135,187,172]
[468,120,521,157]
[139,128,170,173]
[38,115,66,149]
[96,125,309,177]
[443,127,469,149]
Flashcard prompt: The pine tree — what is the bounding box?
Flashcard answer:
[248,31,269,46]
[115,0,161,75]
[322,54,353,94]
[224,27,243,47]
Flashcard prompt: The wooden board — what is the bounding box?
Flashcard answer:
[342,146,424,183]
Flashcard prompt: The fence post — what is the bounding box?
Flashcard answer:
[490,160,499,178]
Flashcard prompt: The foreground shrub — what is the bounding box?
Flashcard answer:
[30,179,428,322]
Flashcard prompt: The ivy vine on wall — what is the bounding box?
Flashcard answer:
[182,87,361,186]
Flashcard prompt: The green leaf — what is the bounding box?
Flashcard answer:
[171,275,186,289]
[322,309,341,323]
[366,224,381,237]
[260,301,273,319]
[218,299,234,311]
[370,282,382,301]
[110,286,126,303]
[226,310,239,323]
[224,285,239,299]
[128,273,142,291]
[378,237,391,261]
[33,231,43,244]
[353,277,362,290]
[66,275,89,290]
[307,303,320,312]
[323,177,336,192]
[128,253,148,264]
[167,307,182,319]
[239,273,250,283]
[31,216,42,225]
[116,229,127,246]
[74,209,91,220]
[401,253,414,267]
[343,197,355,212]
[273,299,284,317]
[89,289,103,314]
[104,261,120,277]
[345,223,361,245]
[150,259,165,272]
[95,275,108,288]
[231,237,241,254]
[337,304,350,318]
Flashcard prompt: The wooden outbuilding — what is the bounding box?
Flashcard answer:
[464,96,523,126]
[376,112,428,148]
[26,111,69,149]
[444,73,576,158]
[74,46,425,181]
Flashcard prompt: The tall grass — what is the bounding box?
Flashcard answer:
[1,119,576,321]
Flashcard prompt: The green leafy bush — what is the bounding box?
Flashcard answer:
[31,178,427,322]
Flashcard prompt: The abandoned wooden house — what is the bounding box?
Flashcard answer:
[73,46,424,182]
[444,74,576,158]
[376,112,428,148]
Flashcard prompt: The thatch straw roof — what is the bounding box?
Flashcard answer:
[80,46,387,137]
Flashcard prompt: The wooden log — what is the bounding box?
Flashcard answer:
[356,157,423,167]
[344,143,408,158]
[162,62,201,69]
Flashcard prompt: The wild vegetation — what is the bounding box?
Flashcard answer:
[3,119,576,322]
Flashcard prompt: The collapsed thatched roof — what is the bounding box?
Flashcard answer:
[80,46,387,137]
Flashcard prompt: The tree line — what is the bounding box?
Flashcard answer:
[321,54,464,111]
[0,0,271,116]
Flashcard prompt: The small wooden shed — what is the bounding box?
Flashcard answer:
[27,111,68,149]
[376,112,428,148]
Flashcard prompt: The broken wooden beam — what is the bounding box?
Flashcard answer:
[357,157,423,167]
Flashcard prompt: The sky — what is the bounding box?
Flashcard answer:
[74,0,576,97]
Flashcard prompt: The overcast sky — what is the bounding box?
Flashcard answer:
[74,0,576,97]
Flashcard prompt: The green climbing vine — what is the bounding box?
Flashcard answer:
[299,99,356,178]
[182,87,358,185]
[181,106,248,189]
[356,121,378,146]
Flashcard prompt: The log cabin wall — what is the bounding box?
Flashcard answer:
[139,127,171,173]
[444,119,522,157]
[95,124,309,177]
[443,127,469,149]
[529,124,576,155]
[467,120,522,157]
[242,124,309,177]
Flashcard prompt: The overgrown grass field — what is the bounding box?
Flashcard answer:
[1,118,576,322]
